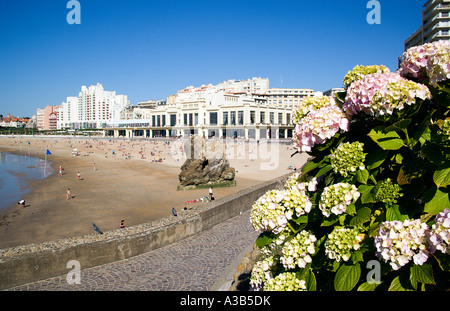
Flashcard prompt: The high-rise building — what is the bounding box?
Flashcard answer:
[57,83,129,130]
[405,0,450,50]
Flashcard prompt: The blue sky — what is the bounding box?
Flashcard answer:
[0,0,424,117]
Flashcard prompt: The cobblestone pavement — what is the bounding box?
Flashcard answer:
[8,210,258,291]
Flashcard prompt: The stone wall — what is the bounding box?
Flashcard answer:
[0,172,292,290]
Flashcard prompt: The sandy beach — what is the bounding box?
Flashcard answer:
[0,135,309,249]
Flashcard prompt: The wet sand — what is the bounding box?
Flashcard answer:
[0,136,309,249]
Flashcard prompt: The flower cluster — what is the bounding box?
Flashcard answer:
[319,183,360,217]
[285,173,318,193]
[428,208,450,255]
[280,230,317,269]
[331,142,366,177]
[374,219,430,270]
[281,188,313,219]
[343,65,390,89]
[325,227,364,262]
[293,97,349,152]
[293,95,334,122]
[250,189,312,234]
[374,178,403,206]
[263,272,307,291]
[399,41,450,87]
[344,72,431,117]
[250,256,276,289]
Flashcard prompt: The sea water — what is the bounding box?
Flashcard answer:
[0,151,54,211]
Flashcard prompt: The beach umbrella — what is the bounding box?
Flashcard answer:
[92,222,103,234]
[171,207,177,217]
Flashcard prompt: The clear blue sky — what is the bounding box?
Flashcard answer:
[0,0,424,117]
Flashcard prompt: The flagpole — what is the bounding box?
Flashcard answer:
[44,151,47,176]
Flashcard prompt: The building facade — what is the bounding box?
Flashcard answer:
[57,83,129,130]
[104,87,294,140]
[36,105,60,131]
[405,0,450,50]
[264,88,315,109]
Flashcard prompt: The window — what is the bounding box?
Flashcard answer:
[223,111,229,125]
[278,113,283,125]
[231,111,236,125]
[250,111,255,124]
[170,114,176,127]
[260,111,265,123]
[209,112,218,125]
[184,114,188,126]
[238,111,244,125]
[270,112,274,124]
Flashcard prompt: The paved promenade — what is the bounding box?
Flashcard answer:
[7,210,258,291]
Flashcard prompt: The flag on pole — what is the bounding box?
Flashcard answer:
[46,149,52,155]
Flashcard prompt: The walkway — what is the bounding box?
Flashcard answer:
[7,211,258,291]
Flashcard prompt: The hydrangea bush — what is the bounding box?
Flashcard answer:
[250,41,450,291]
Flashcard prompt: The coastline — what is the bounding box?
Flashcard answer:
[0,136,309,249]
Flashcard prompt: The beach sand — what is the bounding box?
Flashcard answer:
[0,136,309,249]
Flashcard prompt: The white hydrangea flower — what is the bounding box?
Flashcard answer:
[325,227,364,262]
[250,188,313,234]
[250,256,276,290]
[428,208,450,255]
[331,142,366,177]
[374,219,430,270]
[263,272,307,291]
[280,230,317,269]
[319,183,360,217]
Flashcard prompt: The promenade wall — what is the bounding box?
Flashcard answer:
[0,173,292,290]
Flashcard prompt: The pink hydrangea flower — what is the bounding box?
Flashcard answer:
[293,97,349,152]
[399,41,450,87]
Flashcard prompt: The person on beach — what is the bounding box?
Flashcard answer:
[120,219,125,229]
[209,186,213,199]
[77,172,81,181]
[59,166,63,175]
[66,188,71,200]
[18,199,25,207]
[93,162,96,171]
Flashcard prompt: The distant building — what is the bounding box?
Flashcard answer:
[104,78,299,139]
[263,88,315,110]
[36,105,60,130]
[0,114,30,128]
[57,83,129,130]
[405,0,450,50]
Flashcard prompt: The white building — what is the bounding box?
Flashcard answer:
[405,0,450,50]
[57,83,129,130]
[104,85,293,139]
[264,88,315,109]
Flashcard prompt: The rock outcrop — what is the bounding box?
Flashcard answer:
[178,136,235,187]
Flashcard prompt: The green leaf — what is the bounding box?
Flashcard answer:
[355,169,369,184]
[385,119,411,132]
[357,282,380,291]
[301,160,320,175]
[386,204,409,222]
[349,207,371,226]
[411,264,436,285]
[366,149,388,170]
[321,214,339,227]
[433,163,450,188]
[315,164,333,178]
[368,127,405,151]
[302,270,317,291]
[255,232,275,248]
[388,276,414,291]
[433,252,450,272]
[358,185,375,204]
[334,263,361,291]
[423,187,450,215]
[422,142,448,166]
